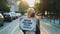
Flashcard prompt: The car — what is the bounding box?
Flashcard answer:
[9,13,17,20]
[15,13,21,18]
[3,13,13,22]
[0,13,4,26]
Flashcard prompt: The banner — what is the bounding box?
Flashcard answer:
[20,18,36,31]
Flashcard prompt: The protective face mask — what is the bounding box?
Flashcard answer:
[30,13,35,17]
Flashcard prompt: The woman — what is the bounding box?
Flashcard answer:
[20,8,40,34]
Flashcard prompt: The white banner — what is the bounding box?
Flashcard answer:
[20,18,36,31]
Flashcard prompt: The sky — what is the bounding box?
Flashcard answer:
[24,0,35,7]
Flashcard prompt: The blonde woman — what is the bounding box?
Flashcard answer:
[19,8,40,34]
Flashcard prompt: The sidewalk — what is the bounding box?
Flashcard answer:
[40,18,60,28]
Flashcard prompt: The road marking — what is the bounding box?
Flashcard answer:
[0,21,13,32]
[40,26,49,34]
[11,25,19,34]
[40,21,50,34]
[0,18,19,32]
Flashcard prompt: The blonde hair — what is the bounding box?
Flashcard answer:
[27,8,35,18]
[27,8,35,13]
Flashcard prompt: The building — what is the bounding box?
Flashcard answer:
[7,0,19,12]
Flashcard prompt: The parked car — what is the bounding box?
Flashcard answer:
[0,13,4,26]
[15,13,21,18]
[9,13,17,19]
[3,13,13,22]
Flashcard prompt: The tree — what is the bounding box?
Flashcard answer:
[18,1,29,15]
[0,0,10,13]
[19,1,29,11]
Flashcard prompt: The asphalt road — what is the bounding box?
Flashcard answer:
[0,15,60,34]
[40,18,60,34]
[0,22,11,30]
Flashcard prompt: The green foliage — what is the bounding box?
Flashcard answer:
[19,1,29,11]
[34,3,39,10]
[0,0,10,13]
[34,0,60,16]
[47,0,60,14]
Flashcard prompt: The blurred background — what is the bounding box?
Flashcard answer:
[0,0,60,34]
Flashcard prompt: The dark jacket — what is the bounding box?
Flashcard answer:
[35,19,40,34]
